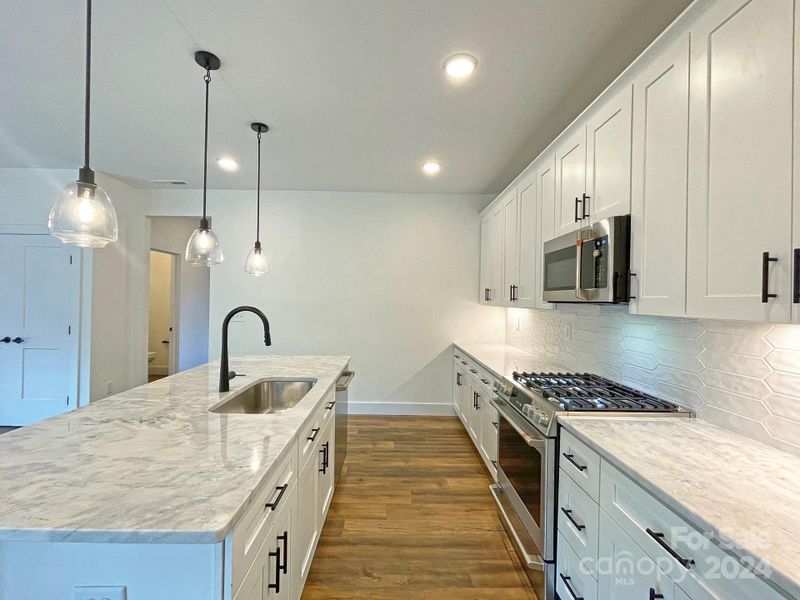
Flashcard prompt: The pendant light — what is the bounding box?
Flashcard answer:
[48,0,118,248]
[244,122,270,276]
[185,51,223,266]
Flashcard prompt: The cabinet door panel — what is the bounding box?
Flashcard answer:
[318,419,335,520]
[502,190,520,305]
[491,206,504,304]
[295,449,319,586]
[630,36,690,317]
[479,214,493,304]
[586,85,633,223]
[516,174,537,308]
[687,0,794,322]
[555,128,587,236]
[536,155,556,309]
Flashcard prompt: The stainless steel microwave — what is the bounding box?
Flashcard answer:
[542,215,631,303]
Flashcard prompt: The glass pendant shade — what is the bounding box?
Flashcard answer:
[48,180,118,248]
[244,243,269,276]
[185,225,223,266]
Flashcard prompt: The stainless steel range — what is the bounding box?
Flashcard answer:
[489,371,691,600]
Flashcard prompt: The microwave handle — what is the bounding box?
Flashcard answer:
[575,240,591,301]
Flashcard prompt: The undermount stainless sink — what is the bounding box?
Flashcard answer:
[209,379,315,414]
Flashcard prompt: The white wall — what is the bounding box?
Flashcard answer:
[0,168,149,404]
[148,189,504,414]
[149,217,210,372]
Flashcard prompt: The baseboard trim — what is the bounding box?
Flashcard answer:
[149,366,168,376]
[347,402,455,416]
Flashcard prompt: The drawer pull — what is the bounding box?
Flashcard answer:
[307,427,320,442]
[561,508,586,532]
[469,368,478,374]
[326,400,336,410]
[559,573,584,600]
[265,484,288,511]
[492,421,498,429]
[646,528,695,569]
[277,531,288,575]
[319,442,330,474]
[562,452,587,472]
[649,589,665,600]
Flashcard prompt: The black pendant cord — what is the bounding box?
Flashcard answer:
[201,68,211,229]
[80,0,95,184]
[256,131,262,245]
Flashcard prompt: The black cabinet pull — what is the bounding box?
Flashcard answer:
[461,360,468,366]
[268,545,282,593]
[559,573,584,600]
[278,531,288,575]
[484,287,491,302]
[456,373,462,386]
[793,249,800,303]
[492,421,498,429]
[326,400,336,410]
[561,508,586,531]
[646,528,695,569]
[574,197,581,223]
[469,368,478,374]
[307,427,320,442]
[761,251,778,303]
[649,589,665,600]
[480,378,489,384]
[319,442,329,474]
[582,193,590,219]
[0,337,10,344]
[475,394,480,410]
[472,391,477,409]
[562,453,587,472]
[11,337,23,344]
[265,484,288,511]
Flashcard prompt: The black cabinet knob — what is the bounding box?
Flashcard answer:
[12,337,23,344]
[1,337,10,344]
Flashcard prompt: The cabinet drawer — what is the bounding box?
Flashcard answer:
[600,460,786,600]
[560,428,601,501]
[558,468,600,577]
[300,391,331,468]
[231,439,298,596]
[556,532,598,600]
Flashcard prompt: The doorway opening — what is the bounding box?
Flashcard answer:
[148,250,177,382]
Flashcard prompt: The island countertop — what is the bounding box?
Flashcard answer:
[0,355,349,544]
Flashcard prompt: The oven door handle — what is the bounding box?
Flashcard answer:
[490,398,547,450]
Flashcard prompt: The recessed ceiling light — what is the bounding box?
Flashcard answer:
[444,53,477,79]
[422,161,442,176]
[216,157,239,172]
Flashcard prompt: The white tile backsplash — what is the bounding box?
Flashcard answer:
[505,305,800,456]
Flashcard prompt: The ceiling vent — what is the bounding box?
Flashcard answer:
[148,179,187,185]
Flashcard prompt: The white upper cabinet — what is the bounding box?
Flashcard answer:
[554,127,588,236]
[585,85,633,224]
[501,189,520,304]
[490,206,504,305]
[629,36,690,317]
[479,213,493,304]
[516,173,539,308]
[687,0,794,322]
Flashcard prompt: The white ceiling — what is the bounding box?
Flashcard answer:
[1,0,693,194]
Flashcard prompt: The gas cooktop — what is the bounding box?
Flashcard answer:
[492,371,688,437]
[513,372,680,412]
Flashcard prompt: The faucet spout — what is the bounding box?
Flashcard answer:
[219,306,272,392]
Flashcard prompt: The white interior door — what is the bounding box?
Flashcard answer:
[0,234,80,425]
[630,36,690,317]
[686,0,794,322]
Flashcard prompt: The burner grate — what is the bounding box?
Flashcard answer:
[512,371,679,412]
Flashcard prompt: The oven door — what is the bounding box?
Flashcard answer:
[492,398,555,562]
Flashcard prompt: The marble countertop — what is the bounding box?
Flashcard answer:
[0,355,349,544]
[560,417,800,599]
[453,342,563,380]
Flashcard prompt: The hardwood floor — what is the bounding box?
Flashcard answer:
[302,416,538,600]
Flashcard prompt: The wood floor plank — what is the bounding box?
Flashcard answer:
[302,415,539,600]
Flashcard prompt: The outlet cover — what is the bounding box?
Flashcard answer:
[74,586,127,600]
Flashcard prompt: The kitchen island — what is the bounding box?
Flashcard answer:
[0,355,349,600]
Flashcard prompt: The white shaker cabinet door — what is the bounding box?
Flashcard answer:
[686,0,794,322]
[479,212,493,304]
[536,154,557,309]
[501,189,520,305]
[554,127,587,236]
[585,84,633,224]
[516,173,539,308]
[629,35,690,317]
[491,205,505,305]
